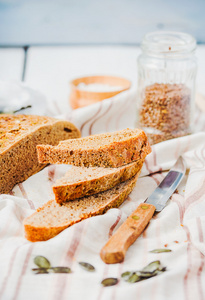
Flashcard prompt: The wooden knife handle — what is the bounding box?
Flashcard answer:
[100,203,156,264]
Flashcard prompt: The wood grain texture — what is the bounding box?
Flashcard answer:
[100,203,156,264]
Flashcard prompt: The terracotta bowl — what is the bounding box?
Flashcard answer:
[69,75,131,109]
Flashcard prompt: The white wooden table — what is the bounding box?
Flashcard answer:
[1,45,205,114]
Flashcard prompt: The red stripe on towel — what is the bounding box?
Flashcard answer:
[185,179,205,211]
[108,210,122,238]
[0,246,21,298]
[183,224,204,300]
[111,263,124,300]
[183,225,192,300]
[48,165,56,184]
[150,173,163,185]
[196,217,204,244]
[115,94,134,130]
[89,101,113,135]
[80,103,102,134]
[189,146,205,175]
[65,225,84,265]
[18,183,35,210]
[12,244,34,300]
[97,210,124,300]
[145,147,162,175]
[196,217,205,299]
[172,194,185,223]
[171,191,204,300]
[106,99,122,132]
[51,223,85,300]
[97,265,109,300]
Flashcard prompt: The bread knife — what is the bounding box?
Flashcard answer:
[100,156,186,264]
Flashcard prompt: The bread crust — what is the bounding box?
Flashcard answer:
[37,128,151,167]
[53,161,144,203]
[0,114,80,194]
[24,173,140,242]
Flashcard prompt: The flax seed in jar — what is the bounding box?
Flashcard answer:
[136,31,197,144]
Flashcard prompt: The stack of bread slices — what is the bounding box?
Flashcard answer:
[23,128,151,242]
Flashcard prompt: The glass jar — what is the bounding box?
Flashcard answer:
[136,31,197,144]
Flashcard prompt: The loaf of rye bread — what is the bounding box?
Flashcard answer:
[53,160,144,204]
[0,114,80,194]
[37,128,151,167]
[24,173,140,242]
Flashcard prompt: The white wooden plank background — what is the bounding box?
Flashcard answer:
[0,48,24,81]
[195,46,205,95]
[24,45,205,114]
[25,46,141,112]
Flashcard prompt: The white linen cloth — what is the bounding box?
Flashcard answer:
[0,88,205,300]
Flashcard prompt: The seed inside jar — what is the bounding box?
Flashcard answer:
[138,83,191,144]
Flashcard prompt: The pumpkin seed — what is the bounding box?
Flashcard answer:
[138,270,157,278]
[127,273,141,283]
[150,249,172,253]
[139,262,166,277]
[121,271,132,280]
[121,260,166,284]
[49,267,71,274]
[79,262,95,272]
[155,269,166,275]
[141,260,162,273]
[35,270,49,274]
[34,256,51,269]
[139,268,166,278]
[132,215,140,220]
[32,268,49,274]
[159,267,166,272]
[101,278,118,287]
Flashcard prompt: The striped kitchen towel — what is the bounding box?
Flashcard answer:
[0,89,205,300]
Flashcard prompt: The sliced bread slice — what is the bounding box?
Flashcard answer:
[37,128,151,168]
[24,173,140,242]
[53,160,143,204]
[0,114,80,194]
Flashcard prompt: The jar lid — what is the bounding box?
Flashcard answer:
[141,31,196,56]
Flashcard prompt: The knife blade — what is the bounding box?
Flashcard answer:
[100,156,186,264]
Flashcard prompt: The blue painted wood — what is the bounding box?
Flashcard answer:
[0,0,204,45]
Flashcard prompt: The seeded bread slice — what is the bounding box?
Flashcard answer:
[24,173,140,242]
[53,160,144,204]
[37,128,151,168]
[0,114,80,194]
